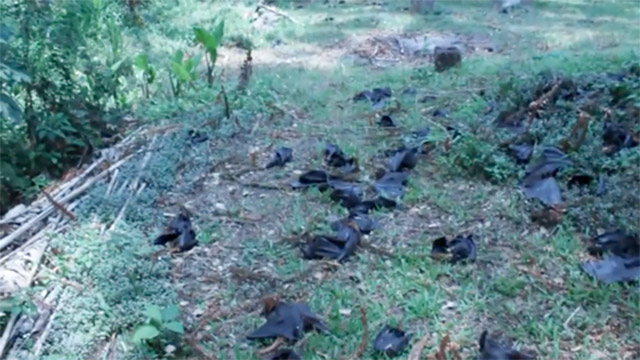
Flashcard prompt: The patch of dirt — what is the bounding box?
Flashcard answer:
[345,31,498,67]
[218,30,497,72]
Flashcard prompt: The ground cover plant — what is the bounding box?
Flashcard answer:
[0,0,639,359]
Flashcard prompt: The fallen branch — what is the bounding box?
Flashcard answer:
[0,153,135,251]
[43,191,76,221]
[0,313,18,358]
[33,287,69,356]
[105,169,120,196]
[102,135,154,232]
[0,235,47,357]
[0,223,53,266]
[257,3,300,24]
[0,158,105,225]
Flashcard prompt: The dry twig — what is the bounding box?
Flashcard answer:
[350,307,368,360]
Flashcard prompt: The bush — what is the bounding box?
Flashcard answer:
[441,134,518,183]
[0,0,130,213]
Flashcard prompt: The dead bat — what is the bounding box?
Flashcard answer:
[153,212,198,252]
[302,220,361,262]
[247,301,328,341]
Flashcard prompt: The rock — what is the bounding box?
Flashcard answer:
[165,345,177,354]
[434,46,461,72]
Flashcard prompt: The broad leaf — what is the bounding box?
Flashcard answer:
[133,53,149,71]
[0,91,22,124]
[172,49,184,64]
[170,62,191,82]
[132,324,160,343]
[0,24,14,43]
[144,304,163,324]
[0,63,31,83]
[193,27,217,51]
[212,21,225,47]
[164,321,184,334]
[161,305,180,321]
[110,57,128,73]
[210,21,224,65]
[186,53,202,80]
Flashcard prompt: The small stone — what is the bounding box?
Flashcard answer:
[180,301,188,306]
[193,308,205,316]
[339,308,352,317]
[214,203,227,212]
[434,46,462,72]
[165,345,176,354]
[441,301,457,311]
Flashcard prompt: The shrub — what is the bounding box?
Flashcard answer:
[0,0,130,213]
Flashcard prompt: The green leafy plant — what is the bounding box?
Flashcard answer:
[193,21,224,87]
[0,0,128,213]
[132,303,184,347]
[441,134,517,183]
[133,53,156,98]
[168,50,201,97]
[0,294,36,317]
[0,294,36,329]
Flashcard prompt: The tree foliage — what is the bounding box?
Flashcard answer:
[0,0,130,212]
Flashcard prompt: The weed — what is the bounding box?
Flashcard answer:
[440,135,518,183]
[132,304,185,357]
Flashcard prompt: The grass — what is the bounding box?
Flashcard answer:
[16,0,640,359]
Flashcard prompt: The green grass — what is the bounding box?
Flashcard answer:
[23,0,640,358]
